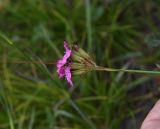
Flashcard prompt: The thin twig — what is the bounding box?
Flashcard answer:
[1,61,57,65]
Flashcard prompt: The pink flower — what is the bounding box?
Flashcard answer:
[57,41,73,87]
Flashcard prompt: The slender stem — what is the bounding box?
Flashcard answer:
[95,66,160,75]
[2,61,56,65]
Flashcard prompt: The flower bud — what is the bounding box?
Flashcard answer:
[71,46,97,75]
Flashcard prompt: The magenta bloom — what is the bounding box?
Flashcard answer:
[57,41,73,87]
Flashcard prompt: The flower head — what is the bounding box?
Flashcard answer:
[57,41,97,87]
[56,41,73,87]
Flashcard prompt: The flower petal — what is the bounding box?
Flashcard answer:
[63,41,72,64]
[56,59,63,68]
[56,41,72,69]
[64,41,70,51]
[65,66,73,87]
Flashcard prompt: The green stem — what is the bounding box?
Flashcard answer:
[95,66,160,75]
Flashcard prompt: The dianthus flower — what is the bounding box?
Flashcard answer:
[57,41,73,86]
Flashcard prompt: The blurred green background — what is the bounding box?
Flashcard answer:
[0,0,160,129]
